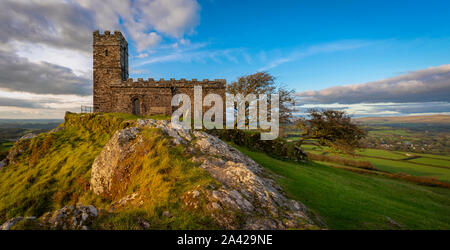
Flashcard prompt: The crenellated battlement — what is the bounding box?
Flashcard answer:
[93,30,124,37]
[110,78,226,88]
[93,30,128,46]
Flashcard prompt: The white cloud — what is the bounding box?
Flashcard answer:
[259,40,373,71]
[2,0,201,53]
[13,41,92,77]
[136,53,149,59]
[297,64,450,104]
[76,0,200,51]
[294,101,450,117]
[135,48,244,66]
[136,0,200,37]
[0,90,92,119]
[295,64,450,117]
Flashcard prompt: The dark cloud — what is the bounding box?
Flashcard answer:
[297,65,450,104]
[294,102,450,117]
[0,50,91,96]
[0,1,95,52]
[0,0,201,53]
[386,102,450,114]
[0,97,44,109]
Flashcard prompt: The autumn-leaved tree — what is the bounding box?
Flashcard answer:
[295,109,366,154]
[226,72,295,129]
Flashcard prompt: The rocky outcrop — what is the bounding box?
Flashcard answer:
[90,119,320,229]
[1,132,37,168]
[0,127,63,171]
[0,216,36,230]
[49,126,65,133]
[0,159,6,170]
[40,205,98,230]
[188,130,315,229]
[109,192,142,211]
[1,205,98,230]
[19,133,37,141]
[90,127,141,198]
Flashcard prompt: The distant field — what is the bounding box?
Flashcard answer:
[0,142,13,152]
[235,145,450,230]
[368,129,412,136]
[413,153,450,161]
[302,145,450,182]
[355,114,450,124]
[0,142,13,161]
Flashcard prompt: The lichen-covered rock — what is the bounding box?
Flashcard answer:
[1,205,98,230]
[1,216,36,230]
[90,120,194,199]
[109,192,141,211]
[0,159,6,170]
[90,127,141,198]
[136,119,192,144]
[1,132,37,168]
[40,205,98,230]
[19,133,37,141]
[49,126,65,133]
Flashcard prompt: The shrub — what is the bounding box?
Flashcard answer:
[391,173,450,188]
[208,129,307,161]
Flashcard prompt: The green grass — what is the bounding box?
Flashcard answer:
[357,157,450,181]
[413,153,450,161]
[368,129,412,136]
[0,142,13,152]
[0,113,124,220]
[358,148,410,160]
[300,144,450,182]
[234,145,450,230]
[407,157,450,168]
[0,142,13,160]
[0,113,219,229]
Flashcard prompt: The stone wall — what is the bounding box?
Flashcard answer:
[110,78,226,116]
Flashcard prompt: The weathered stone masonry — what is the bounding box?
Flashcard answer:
[93,30,226,116]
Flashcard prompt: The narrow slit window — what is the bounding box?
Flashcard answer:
[105,49,108,56]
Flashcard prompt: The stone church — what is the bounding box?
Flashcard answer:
[93,30,226,116]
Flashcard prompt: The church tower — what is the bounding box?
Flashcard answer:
[93,30,129,112]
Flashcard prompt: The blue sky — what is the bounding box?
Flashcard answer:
[129,0,450,92]
[0,0,449,118]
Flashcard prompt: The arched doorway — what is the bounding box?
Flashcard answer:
[132,98,140,116]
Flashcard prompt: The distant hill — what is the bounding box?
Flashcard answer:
[0,119,63,129]
[355,115,450,124]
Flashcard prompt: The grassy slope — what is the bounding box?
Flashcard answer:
[235,145,450,230]
[0,113,139,220]
[0,113,218,229]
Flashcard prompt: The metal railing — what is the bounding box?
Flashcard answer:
[81,105,93,113]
